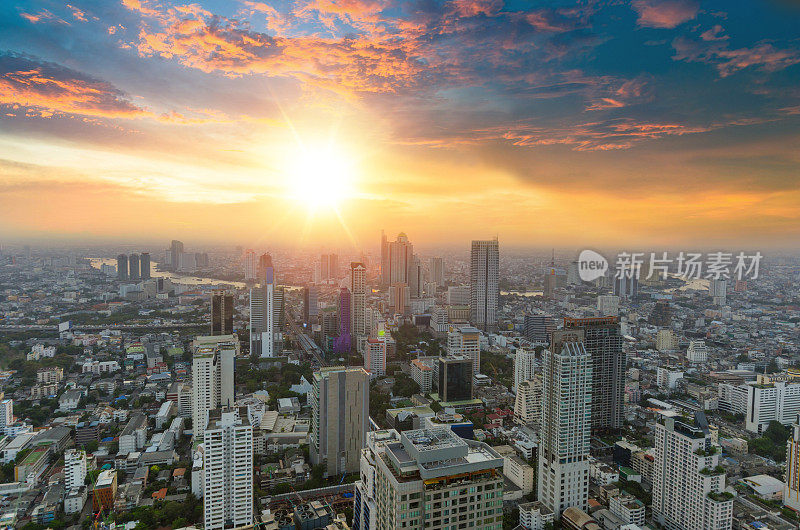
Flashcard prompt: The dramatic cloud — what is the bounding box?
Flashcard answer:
[631,0,698,28]
[673,37,800,77]
[0,52,147,118]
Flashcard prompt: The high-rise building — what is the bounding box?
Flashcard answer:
[429,257,444,287]
[538,331,592,519]
[438,356,473,403]
[388,232,413,286]
[652,412,733,530]
[514,348,537,393]
[380,230,389,286]
[410,358,434,394]
[0,399,14,434]
[93,470,117,513]
[408,255,423,298]
[310,367,370,476]
[249,256,275,357]
[784,415,800,511]
[116,254,128,280]
[335,288,351,354]
[211,290,234,336]
[446,325,481,375]
[564,317,625,432]
[303,286,319,325]
[243,250,256,281]
[203,407,253,530]
[351,262,367,339]
[191,335,237,439]
[170,240,184,271]
[596,295,619,317]
[389,283,408,315]
[523,314,555,345]
[470,239,499,331]
[128,253,140,281]
[359,427,504,530]
[364,337,387,378]
[140,252,151,280]
[613,276,638,299]
[514,377,541,426]
[745,381,800,433]
[710,278,727,306]
[64,449,87,491]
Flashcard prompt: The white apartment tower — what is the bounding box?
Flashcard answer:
[203,407,253,530]
[470,239,499,331]
[311,367,370,476]
[446,325,481,375]
[687,340,709,363]
[64,449,87,491]
[353,429,402,530]
[514,348,537,393]
[652,412,733,530]
[538,331,592,519]
[192,335,237,439]
[514,377,542,426]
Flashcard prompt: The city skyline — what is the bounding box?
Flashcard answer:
[1,1,800,248]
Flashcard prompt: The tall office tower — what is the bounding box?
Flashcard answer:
[388,232,413,285]
[364,427,504,530]
[273,286,284,348]
[514,376,542,426]
[116,254,128,280]
[203,407,253,530]
[128,253,140,281]
[303,286,319,325]
[379,230,389,286]
[249,286,265,356]
[64,449,87,491]
[351,262,367,339]
[784,415,800,511]
[249,256,276,358]
[567,260,580,285]
[523,314,555,344]
[514,348,537,392]
[243,249,256,281]
[256,253,270,278]
[652,412,733,530]
[613,275,638,299]
[140,252,151,279]
[429,256,444,287]
[710,278,727,306]
[353,429,401,530]
[191,335,237,439]
[687,340,709,363]
[320,254,330,280]
[211,290,234,336]
[538,330,592,518]
[470,239,499,331]
[407,255,423,298]
[438,355,473,402]
[446,325,481,375]
[364,337,387,378]
[564,317,625,433]
[170,240,184,271]
[310,367,370,476]
[329,254,339,279]
[335,288,351,354]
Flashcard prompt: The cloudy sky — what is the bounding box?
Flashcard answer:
[1,0,799,250]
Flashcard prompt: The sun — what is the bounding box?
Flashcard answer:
[283,142,354,210]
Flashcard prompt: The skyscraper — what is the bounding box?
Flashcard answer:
[249,256,275,357]
[710,278,727,306]
[140,252,151,279]
[310,367,370,476]
[514,377,542,426]
[538,330,592,518]
[170,240,184,271]
[388,232,413,285]
[652,412,733,530]
[564,317,625,432]
[335,288,351,354]
[380,229,389,286]
[303,286,319,325]
[211,290,234,336]
[523,314,555,344]
[470,239,499,331]
[64,449,87,491]
[408,255,423,298]
[429,256,444,287]
[446,325,481,375]
[191,335,237,439]
[203,407,253,530]
[116,254,128,281]
[351,262,366,340]
[784,415,800,511]
[243,249,256,281]
[364,337,387,378]
[128,253,140,281]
